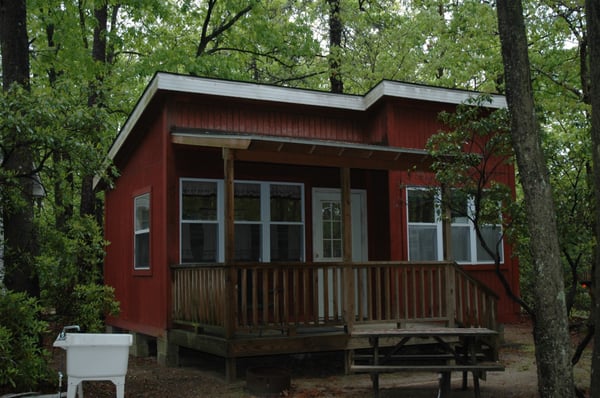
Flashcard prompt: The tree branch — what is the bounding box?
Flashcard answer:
[196,1,254,57]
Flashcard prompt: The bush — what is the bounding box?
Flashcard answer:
[71,284,120,333]
[0,290,50,392]
[37,216,107,319]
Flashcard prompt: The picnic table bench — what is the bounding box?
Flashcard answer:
[348,327,504,398]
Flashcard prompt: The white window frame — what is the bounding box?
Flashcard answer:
[180,178,305,264]
[406,187,504,265]
[134,192,151,270]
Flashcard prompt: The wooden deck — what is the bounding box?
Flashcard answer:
[165,261,502,381]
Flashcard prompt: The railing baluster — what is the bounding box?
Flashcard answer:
[333,266,339,321]
[385,266,391,320]
[283,268,289,326]
[293,268,299,324]
[428,267,434,318]
[273,269,280,325]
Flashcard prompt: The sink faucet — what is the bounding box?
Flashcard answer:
[58,325,80,340]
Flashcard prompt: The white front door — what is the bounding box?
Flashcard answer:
[312,188,367,319]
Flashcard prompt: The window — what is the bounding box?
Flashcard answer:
[234,183,261,261]
[134,193,150,269]
[180,179,304,263]
[407,189,439,261]
[181,181,219,262]
[407,187,503,264]
[270,184,303,261]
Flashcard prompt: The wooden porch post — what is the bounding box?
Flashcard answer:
[341,167,355,331]
[441,185,456,326]
[441,184,453,261]
[223,148,237,381]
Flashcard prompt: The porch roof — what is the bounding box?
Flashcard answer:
[171,129,431,171]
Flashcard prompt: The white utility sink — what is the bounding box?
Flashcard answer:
[54,332,133,398]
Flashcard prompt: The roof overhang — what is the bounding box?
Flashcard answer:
[171,129,431,171]
[95,72,506,188]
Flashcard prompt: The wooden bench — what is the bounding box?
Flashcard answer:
[348,327,504,398]
[350,363,504,398]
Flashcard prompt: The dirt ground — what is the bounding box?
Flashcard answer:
[43,319,592,398]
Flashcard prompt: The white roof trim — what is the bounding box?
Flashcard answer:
[364,80,507,110]
[160,74,365,110]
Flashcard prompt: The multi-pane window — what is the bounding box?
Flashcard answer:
[181,181,219,262]
[407,189,438,261]
[270,184,304,261]
[234,183,261,261]
[180,179,304,263]
[407,187,503,264]
[134,193,150,269]
[450,190,471,263]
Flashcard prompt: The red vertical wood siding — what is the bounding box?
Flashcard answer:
[104,107,170,336]
[171,97,368,143]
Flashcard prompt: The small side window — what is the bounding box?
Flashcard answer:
[134,193,150,269]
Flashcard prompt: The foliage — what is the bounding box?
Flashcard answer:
[426,96,534,312]
[427,96,515,229]
[0,290,50,392]
[0,0,595,391]
[70,284,120,333]
[37,216,109,319]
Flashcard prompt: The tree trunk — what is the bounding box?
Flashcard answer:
[0,0,40,297]
[328,0,343,93]
[585,1,600,396]
[80,4,108,218]
[496,1,574,397]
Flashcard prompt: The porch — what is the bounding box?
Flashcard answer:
[169,261,500,380]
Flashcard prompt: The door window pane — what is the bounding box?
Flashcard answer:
[321,201,342,259]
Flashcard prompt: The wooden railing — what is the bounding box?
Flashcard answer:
[171,261,499,335]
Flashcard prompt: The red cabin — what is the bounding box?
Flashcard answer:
[100,73,519,380]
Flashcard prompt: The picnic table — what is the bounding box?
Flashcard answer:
[348,327,504,398]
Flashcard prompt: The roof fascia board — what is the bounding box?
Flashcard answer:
[158,73,365,111]
[106,74,161,161]
[364,80,507,109]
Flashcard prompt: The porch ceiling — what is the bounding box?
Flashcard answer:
[171,129,432,171]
